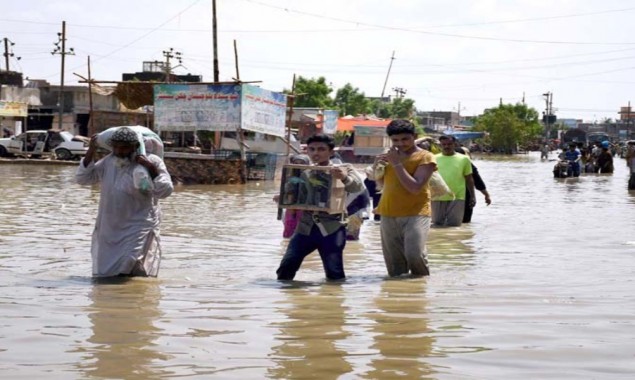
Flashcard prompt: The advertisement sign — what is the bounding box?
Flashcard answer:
[240,84,287,137]
[0,101,28,117]
[154,84,242,132]
[323,110,339,135]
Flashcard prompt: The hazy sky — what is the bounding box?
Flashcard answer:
[3,0,635,121]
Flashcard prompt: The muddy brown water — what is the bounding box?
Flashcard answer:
[1,153,634,379]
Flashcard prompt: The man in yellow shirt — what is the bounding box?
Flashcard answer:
[374,120,437,277]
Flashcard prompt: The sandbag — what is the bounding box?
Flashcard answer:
[96,125,164,158]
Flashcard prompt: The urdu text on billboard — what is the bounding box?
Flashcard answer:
[240,84,287,137]
[153,84,287,136]
[153,84,241,132]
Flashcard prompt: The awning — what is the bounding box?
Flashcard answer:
[443,130,485,141]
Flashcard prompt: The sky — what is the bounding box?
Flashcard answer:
[3,0,635,121]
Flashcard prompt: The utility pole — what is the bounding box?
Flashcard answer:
[543,91,553,141]
[212,0,219,82]
[392,86,406,99]
[3,38,20,71]
[162,47,182,83]
[51,21,74,130]
[380,51,395,99]
[628,101,632,139]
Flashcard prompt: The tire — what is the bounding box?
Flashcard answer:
[55,148,72,160]
[0,145,7,157]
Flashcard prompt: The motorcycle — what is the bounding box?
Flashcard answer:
[553,160,580,178]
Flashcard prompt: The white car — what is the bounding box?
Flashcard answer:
[4,130,89,160]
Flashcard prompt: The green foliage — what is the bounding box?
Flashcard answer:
[283,76,418,121]
[334,83,370,116]
[474,103,542,154]
[390,98,416,119]
[369,98,416,119]
[284,76,334,108]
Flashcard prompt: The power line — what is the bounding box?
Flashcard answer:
[241,0,635,45]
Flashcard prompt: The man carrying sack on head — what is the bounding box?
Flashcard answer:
[76,126,173,278]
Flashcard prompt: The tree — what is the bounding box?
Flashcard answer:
[333,83,370,116]
[283,76,334,108]
[474,103,542,153]
[368,97,417,120]
[390,98,416,119]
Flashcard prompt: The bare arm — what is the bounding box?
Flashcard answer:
[393,162,436,194]
[465,174,476,206]
[82,135,98,167]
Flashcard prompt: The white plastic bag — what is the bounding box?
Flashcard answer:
[429,171,454,200]
[133,165,154,192]
[95,125,164,158]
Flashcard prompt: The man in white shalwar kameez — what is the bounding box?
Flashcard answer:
[76,127,173,277]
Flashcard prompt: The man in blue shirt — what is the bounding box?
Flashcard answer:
[564,143,581,177]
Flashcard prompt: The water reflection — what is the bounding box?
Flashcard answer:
[268,283,353,379]
[78,278,169,379]
[429,227,476,267]
[364,279,435,378]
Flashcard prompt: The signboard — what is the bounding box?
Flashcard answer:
[354,125,390,156]
[154,84,242,132]
[0,101,28,117]
[323,110,339,135]
[154,84,287,136]
[240,84,287,137]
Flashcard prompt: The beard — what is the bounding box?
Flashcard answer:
[114,156,132,168]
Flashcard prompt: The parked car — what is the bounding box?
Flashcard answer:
[5,129,89,160]
[0,136,12,157]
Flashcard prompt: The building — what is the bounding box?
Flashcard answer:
[122,61,202,83]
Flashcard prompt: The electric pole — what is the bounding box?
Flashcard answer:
[212,0,219,82]
[380,51,395,99]
[3,38,21,71]
[51,21,74,130]
[543,91,553,141]
[162,48,182,83]
[392,87,406,99]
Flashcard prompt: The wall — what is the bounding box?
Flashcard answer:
[163,152,244,185]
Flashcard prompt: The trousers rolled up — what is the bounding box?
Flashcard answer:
[380,215,431,277]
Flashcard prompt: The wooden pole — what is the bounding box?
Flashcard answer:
[58,21,66,130]
[285,74,296,156]
[3,38,9,71]
[212,0,221,149]
[212,0,219,82]
[87,56,94,136]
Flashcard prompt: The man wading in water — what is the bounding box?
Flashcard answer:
[275,134,363,281]
[76,127,173,278]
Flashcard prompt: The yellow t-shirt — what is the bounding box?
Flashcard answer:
[376,150,437,217]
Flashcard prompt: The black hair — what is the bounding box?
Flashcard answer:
[439,135,456,142]
[306,134,335,150]
[386,119,416,136]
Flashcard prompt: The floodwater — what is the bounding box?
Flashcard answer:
[0,153,634,379]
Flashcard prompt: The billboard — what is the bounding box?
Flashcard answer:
[153,84,287,136]
[0,101,28,117]
[240,84,287,137]
[323,110,339,135]
[154,84,242,132]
